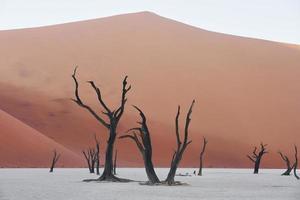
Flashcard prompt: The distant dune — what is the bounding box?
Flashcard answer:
[0,108,83,167]
[0,11,299,168]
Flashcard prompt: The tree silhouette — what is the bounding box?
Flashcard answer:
[278,151,293,176]
[293,145,299,180]
[72,67,131,182]
[198,137,208,176]
[119,106,160,184]
[247,143,268,174]
[49,150,60,173]
[165,100,195,185]
[82,148,97,173]
[94,135,100,175]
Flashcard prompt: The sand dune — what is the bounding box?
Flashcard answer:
[0,108,83,167]
[0,11,299,167]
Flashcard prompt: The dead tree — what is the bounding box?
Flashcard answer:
[294,145,299,180]
[198,137,208,176]
[113,150,117,175]
[247,143,268,174]
[72,67,131,182]
[94,135,100,175]
[278,151,293,176]
[49,150,60,173]
[82,150,92,172]
[119,106,160,184]
[165,100,195,185]
[82,148,97,173]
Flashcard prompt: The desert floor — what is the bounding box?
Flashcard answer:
[0,168,299,200]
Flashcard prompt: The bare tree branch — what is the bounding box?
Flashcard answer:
[71,67,110,128]
[88,81,112,117]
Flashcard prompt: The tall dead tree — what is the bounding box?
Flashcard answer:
[82,148,97,173]
[72,67,131,182]
[198,137,208,176]
[49,150,60,173]
[119,106,160,184]
[294,145,299,180]
[278,151,293,176]
[113,150,117,175]
[247,143,268,174]
[94,135,100,175]
[165,100,195,185]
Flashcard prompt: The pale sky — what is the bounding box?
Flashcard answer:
[0,0,299,44]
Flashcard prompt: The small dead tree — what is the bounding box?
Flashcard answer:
[278,151,293,176]
[198,137,208,176]
[247,143,268,174]
[49,150,60,173]
[82,148,97,173]
[119,106,160,184]
[72,67,131,182]
[165,100,195,185]
[113,150,117,175]
[94,135,100,175]
[294,145,299,180]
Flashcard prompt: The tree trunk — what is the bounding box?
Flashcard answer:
[166,149,186,185]
[113,150,117,175]
[198,160,203,176]
[294,145,299,180]
[165,101,194,185]
[278,151,293,176]
[96,156,100,175]
[144,151,160,184]
[99,128,116,181]
[282,167,293,176]
[119,105,160,184]
[254,158,261,174]
[72,69,131,182]
[247,143,267,174]
[198,137,207,176]
[49,150,60,173]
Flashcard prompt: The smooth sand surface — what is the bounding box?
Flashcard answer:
[0,109,83,167]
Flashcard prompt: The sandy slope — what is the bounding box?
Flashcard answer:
[0,12,299,167]
[0,109,83,167]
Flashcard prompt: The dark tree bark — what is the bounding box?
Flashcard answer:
[198,137,208,176]
[72,67,131,182]
[49,150,60,173]
[165,100,195,185]
[294,145,299,180]
[82,150,92,173]
[94,135,100,175]
[119,106,160,184]
[278,151,293,176]
[113,150,117,175]
[82,148,97,173]
[247,143,268,174]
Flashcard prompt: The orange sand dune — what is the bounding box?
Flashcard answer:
[0,12,299,167]
[0,108,83,167]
